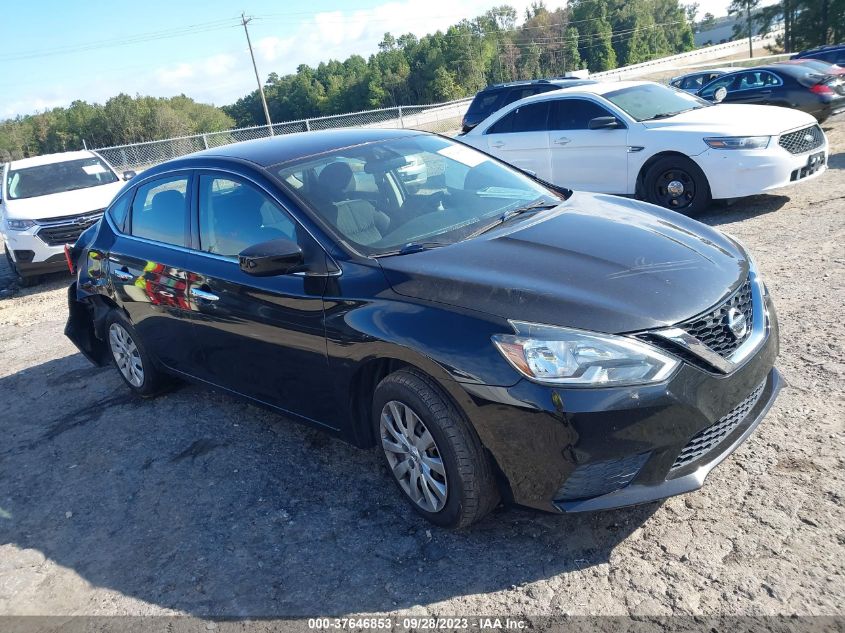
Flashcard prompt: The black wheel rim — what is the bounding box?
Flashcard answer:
[654,168,696,209]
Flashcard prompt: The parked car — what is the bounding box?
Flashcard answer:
[460,80,828,214]
[1,150,133,286]
[669,67,736,92]
[461,78,596,133]
[65,128,782,528]
[776,59,845,76]
[791,43,845,66]
[697,64,845,123]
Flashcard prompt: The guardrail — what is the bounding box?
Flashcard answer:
[590,29,785,81]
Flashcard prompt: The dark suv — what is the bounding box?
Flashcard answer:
[791,44,845,66]
[461,78,596,133]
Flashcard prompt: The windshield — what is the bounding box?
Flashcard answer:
[604,83,709,121]
[274,134,562,256]
[6,156,119,200]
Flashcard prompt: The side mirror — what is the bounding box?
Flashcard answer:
[123,170,137,181]
[588,116,623,130]
[238,238,304,277]
[713,87,728,103]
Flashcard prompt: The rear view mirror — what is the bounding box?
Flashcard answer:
[714,87,728,103]
[588,116,623,130]
[239,238,304,276]
[123,170,137,181]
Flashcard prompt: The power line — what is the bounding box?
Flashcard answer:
[0,18,241,62]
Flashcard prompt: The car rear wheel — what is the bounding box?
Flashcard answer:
[105,311,167,397]
[373,368,499,528]
[643,156,711,215]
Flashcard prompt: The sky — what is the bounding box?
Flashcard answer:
[3,0,756,119]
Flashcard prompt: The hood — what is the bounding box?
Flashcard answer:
[378,192,749,334]
[2,181,124,220]
[643,103,817,135]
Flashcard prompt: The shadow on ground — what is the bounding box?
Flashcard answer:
[698,194,791,226]
[827,151,845,170]
[0,353,657,617]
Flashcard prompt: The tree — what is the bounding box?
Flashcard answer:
[728,0,761,56]
[700,12,717,31]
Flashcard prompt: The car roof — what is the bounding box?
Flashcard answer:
[720,64,816,79]
[796,44,845,55]
[670,68,736,81]
[509,80,653,101]
[480,78,592,92]
[8,150,100,170]
[188,127,427,168]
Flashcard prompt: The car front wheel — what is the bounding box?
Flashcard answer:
[643,156,711,215]
[4,245,39,287]
[373,369,499,528]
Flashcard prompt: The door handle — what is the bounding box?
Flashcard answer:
[113,269,133,282]
[554,137,572,145]
[491,141,505,149]
[190,288,219,302]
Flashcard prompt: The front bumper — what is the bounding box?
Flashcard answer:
[5,229,68,271]
[696,141,828,200]
[457,300,780,513]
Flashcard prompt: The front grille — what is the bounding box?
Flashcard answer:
[679,277,753,358]
[36,212,102,246]
[671,380,766,471]
[555,452,650,501]
[778,125,825,154]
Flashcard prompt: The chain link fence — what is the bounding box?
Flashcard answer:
[95,98,472,173]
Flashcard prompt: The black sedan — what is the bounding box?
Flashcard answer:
[697,64,845,122]
[65,129,781,527]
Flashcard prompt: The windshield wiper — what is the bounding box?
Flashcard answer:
[468,198,559,239]
[372,241,448,258]
[645,107,698,121]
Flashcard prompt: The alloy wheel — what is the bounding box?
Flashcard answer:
[380,400,448,513]
[654,168,696,209]
[108,322,144,388]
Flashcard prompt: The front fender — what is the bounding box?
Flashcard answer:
[324,291,521,388]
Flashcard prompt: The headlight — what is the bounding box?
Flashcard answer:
[492,321,679,387]
[704,136,770,150]
[6,219,36,231]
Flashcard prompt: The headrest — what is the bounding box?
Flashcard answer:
[318,162,354,197]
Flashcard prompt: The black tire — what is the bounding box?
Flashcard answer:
[104,310,168,397]
[373,368,499,528]
[4,245,39,287]
[643,156,711,216]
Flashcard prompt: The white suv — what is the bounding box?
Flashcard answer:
[460,80,828,215]
[1,151,130,286]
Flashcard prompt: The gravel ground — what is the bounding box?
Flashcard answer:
[0,118,843,621]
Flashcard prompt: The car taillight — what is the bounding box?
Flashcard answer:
[810,83,834,95]
[64,244,76,274]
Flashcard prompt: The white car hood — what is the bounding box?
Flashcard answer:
[642,104,818,135]
[3,181,124,221]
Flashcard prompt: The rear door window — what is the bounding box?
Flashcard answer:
[548,99,616,130]
[129,175,190,246]
[487,102,550,134]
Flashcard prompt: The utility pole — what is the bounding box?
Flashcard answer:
[746,3,753,58]
[241,12,274,135]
